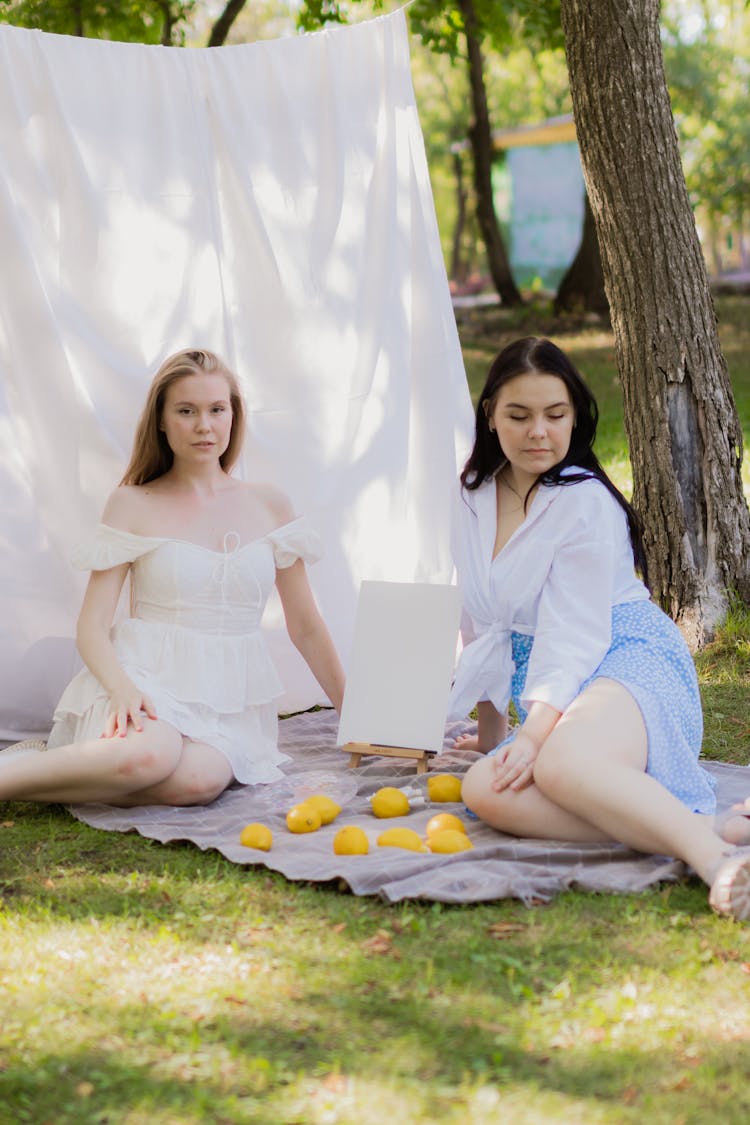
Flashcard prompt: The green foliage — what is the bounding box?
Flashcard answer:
[663,1,750,227]
[297,0,563,57]
[0,0,197,43]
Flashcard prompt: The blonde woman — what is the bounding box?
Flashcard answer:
[0,349,344,806]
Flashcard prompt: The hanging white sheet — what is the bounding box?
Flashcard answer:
[0,12,473,740]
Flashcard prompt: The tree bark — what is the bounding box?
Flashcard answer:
[160,1,175,46]
[560,0,750,645]
[207,0,248,47]
[458,0,523,306]
[554,192,609,316]
[449,150,469,283]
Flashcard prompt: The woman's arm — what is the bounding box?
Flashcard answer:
[489,700,562,792]
[275,560,345,713]
[76,563,157,737]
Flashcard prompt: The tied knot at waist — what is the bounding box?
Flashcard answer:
[447,620,515,720]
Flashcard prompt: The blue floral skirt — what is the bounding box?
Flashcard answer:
[494,600,716,814]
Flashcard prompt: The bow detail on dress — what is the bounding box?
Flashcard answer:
[210,531,241,597]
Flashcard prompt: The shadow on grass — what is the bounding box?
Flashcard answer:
[2,999,750,1124]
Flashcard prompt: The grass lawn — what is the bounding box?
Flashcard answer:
[1,298,749,1125]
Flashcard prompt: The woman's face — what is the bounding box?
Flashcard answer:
[487,370,575,479]
[159,372,233,464]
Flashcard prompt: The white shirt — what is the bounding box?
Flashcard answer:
[448,469,650,720]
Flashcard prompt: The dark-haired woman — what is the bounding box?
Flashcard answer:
[448,337,750,920]
[0,349,344,807]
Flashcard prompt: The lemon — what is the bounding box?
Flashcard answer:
[425,812,467,839]
[370,787,410,818]
[332,825,369,855]
[304,794,342,825]
[427,828,473,853]
[376,827,427,852]
[239,822,273,851]
[286,801,322,833]
[427,773,463,803]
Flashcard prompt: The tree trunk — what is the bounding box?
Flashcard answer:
[554,192,609,316]
[560,0,750,645]
[449,151,469,283]
[160,1,175,46]
[207,0,248,47]
[458,0,523,306]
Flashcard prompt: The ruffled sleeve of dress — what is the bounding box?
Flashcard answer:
[71,524,166,571]
[265,516,322,569]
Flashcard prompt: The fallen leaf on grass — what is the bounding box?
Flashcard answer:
[665,1074,693,1092]
[331,922,346,934]
[621,1086,639,1105]
[322,1072,348,1093]
[360,929,399,956]
[224,996,249,1006]
[76,1082,94,1098]
[461,1016,511,1035]
[487,921,527,939]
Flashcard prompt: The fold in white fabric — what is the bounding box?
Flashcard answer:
[0,13,473,739]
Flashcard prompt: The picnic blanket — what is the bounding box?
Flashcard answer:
[67,710,750,905]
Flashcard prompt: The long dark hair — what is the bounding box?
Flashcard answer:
[461,337,648,583]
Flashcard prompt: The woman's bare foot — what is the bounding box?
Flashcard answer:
[718,799,750,846]
[709,850,750,921]
[452,733,480,753]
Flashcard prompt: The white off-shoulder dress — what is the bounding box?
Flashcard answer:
[47,517,321,784]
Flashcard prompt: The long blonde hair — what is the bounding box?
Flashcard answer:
[120,349,246,486]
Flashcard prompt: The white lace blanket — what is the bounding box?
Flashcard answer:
[68,710,750,905]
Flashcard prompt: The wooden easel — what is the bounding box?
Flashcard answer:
[343,742,434,774]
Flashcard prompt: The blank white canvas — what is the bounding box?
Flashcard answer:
[337,580,461,752]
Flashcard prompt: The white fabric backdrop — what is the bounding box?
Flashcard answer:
[0,12,473,740]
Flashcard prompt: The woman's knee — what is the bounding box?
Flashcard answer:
[162,773,229,806]
[461,758,495,818]
[111,726,182,788]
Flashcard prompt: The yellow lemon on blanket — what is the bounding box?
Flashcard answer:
[333,825,370,856]
[286,802,322,834]
[239,823,273,852]
[377,827,427,852]
[305,794,342,825]
[427,774,463,803]
[370,787,410,818]
[425,812,467,840]
[427,829,474,854]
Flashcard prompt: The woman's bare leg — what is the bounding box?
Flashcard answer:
[463,679,738,885]
[0,719,183,804]
[719,799,750,845]
[453,701,508,754]
[112,739,233,807]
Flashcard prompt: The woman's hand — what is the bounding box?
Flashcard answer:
[490,730,540,793]
[101,685,157,739]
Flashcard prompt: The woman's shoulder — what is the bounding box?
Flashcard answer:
[243,481,297,529]
[547,469,629,527]
[99,484,152,533]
